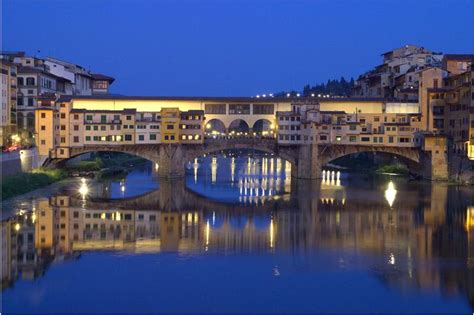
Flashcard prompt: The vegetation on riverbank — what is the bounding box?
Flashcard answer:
[65,153,147,180]
[65,158,103,172]
[375,164,409,175]
[1,168,67,200]
[332,153,409,175]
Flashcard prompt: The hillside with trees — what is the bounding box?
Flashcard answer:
[274,77,355,97]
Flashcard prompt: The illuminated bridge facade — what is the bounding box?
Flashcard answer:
[36,95,450,180]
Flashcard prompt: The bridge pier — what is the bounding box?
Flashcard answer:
[292,144,322,179]
[157,145,186,178]
[420,135,450,181]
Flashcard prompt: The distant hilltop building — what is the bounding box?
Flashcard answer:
[352,45,444,100]
[0,51,114,146]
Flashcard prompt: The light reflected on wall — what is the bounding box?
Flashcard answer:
[321,170,341,187]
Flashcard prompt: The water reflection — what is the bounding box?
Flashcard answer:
[187,156,292,204]
[2,159,474,313]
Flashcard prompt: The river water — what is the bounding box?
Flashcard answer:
[1,155,473,314]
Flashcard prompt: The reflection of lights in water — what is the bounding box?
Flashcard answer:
[15,223,21,231]
[79,181,89,199]
[466,207,474,230]
[276,158,281,173]
[262,158,267,176]
[247,157,251,174]
[385,181,397,207]
[269,217,275,248]
[205,219,210,250]
[273,266,280,276]
[121,186,126,192]
[231,157,235,183]
[211,157,217,184]
[194,158,199,183]
[31,212,36,223]
[212,211,216,225]
[388,253,396,265]
[155,163,159,171]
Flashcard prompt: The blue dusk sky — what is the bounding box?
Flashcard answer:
[2,0,473,96]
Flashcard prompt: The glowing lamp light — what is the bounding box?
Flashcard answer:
[206,123,211,129]
[384,181,397,207]
[79,183,89,198]
[14,223,21,231]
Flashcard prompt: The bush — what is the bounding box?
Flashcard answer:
[65,158,103,172]
[1,168,67,200]
[376,164,409,175]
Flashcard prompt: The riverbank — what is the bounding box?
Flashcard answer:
[1,153,148,201]
[2,168,67,200]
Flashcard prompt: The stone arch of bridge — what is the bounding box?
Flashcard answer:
[318,145,422,173]
[227,119,250,134]
[252,118,273,133]
[184,139,297,167]
[50,145,161,168]
[205,118,226,134]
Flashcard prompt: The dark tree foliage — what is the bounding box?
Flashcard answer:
[274,77,355,98]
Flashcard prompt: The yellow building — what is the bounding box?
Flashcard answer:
[160,108,180,143]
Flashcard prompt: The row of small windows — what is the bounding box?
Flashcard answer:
[181,134,201,140]
[17,77,35,86]
[204,104,274,115]
[83,135,133,142]
[137,125,160,129]
[84,114,133,121]
[279,125,301,131]
[278,116,301,121]
[278,135,413,143]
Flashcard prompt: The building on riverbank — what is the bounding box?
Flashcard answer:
[0,52,115,143]
[0,60,18,147]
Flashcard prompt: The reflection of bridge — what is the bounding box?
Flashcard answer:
[62,138,429,179]
[71,179,296,212]
[3,181,473,307]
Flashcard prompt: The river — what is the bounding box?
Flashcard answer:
[1,155,473,314]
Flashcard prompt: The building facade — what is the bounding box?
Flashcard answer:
[1,52,114,143]
[0,61,17,147]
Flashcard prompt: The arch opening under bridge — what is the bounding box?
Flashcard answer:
[318,145,423,175]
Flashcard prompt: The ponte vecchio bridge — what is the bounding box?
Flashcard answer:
[37,95,450,180]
